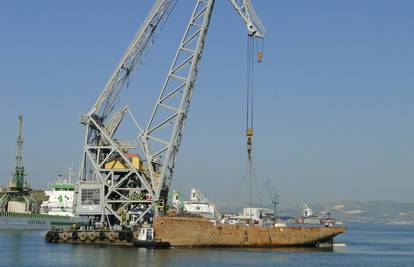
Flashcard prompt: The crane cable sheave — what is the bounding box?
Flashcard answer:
[230,0,266,38]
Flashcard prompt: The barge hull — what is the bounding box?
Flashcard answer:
[153,216,346,247]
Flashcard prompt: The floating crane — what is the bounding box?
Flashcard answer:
[75,0,266,227]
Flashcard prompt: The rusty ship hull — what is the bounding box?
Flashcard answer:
[153,216,346,247]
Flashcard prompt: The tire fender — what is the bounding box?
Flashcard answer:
[89,232,97,242]
[108,232,116,242]
[133,231,139,240]
[61,232,69,242]
[79,232,87,242]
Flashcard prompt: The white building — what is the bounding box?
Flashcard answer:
[241,207,273,221]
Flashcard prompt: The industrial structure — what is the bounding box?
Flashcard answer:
[0,114,37,213]
[264,179,280,218]
[74,0,266,227]
[0,116,90,229]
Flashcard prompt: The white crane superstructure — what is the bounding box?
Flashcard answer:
[75,0,266,227]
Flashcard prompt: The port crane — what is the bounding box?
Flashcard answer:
[264,179,280,218]
[0,114,37,213]
[75,0,266,227]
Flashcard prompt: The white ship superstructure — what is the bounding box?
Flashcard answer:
[41,181,75,217]
[172,188,216,219]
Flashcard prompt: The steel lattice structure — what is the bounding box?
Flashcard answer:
[75,0,265,227]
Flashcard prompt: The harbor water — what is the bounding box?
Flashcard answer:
[0,223,413,267]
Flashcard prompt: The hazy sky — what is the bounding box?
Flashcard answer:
[0,0,413,208]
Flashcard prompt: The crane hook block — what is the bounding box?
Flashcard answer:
[246,128,254,137]
[257,51,263,63]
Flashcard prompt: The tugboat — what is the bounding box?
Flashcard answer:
[133,226,170,248]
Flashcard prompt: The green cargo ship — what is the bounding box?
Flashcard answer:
[0,211,87,230]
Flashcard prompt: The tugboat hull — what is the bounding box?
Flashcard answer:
[133,240,171,248]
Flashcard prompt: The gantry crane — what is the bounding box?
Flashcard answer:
[75,0,266,227]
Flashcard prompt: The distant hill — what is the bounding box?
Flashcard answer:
[217,200,414,225]
[278,200,414,225]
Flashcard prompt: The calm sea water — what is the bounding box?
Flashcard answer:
[0,223,413,267]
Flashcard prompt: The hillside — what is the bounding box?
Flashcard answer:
[279,200,414,225]
[217,200,414,225]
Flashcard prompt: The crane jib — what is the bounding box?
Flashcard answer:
[76,0,266,227]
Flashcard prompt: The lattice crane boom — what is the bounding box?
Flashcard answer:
[142,0,215,202]
[76,0,177,227]
[142,0,266,208]
[84,0,176,122]
[75,0,266,227]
